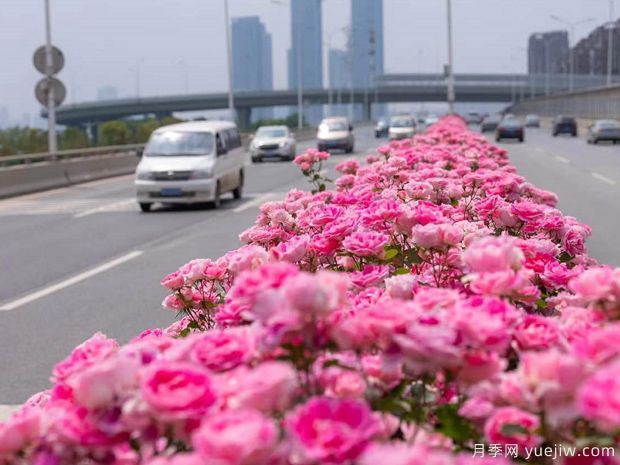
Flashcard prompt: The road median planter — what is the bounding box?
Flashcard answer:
[2,117,619,464]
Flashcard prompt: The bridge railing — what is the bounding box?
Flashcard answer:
[0,144,145,168]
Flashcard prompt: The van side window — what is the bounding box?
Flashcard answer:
[231,129,241,148]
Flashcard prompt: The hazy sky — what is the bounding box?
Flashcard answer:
[0,0,615,122]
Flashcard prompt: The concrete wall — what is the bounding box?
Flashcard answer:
[0,154,139,199]
[511,83,620,120]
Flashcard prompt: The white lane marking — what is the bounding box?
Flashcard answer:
[73,199,136,218]
[591,172,616,185]
[0,250,143,311]
[555,155,570,164]
[0,405,20,421]
[233,193,276,213]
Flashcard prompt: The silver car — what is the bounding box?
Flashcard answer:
[388,116,416,140]
[250,125,296,162]
[587,119,620,144]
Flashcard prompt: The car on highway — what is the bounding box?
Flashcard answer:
[249,125,296,162]
[464,112,483,125]
[525,114,540,128]
[480,114,502,132]
[552,116,577,137]
[587,119,620,144]
[134,120,245,212]
[388,115,416,140]
[374,118,389,138]
[317,117,354,153]
[495,117,525,142]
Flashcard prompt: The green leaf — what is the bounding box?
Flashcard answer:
[501,423,528,436]
[435,404,477,443]
[383,245,400,260]
[558,251,573,263]
[450,198,459,206]
[394,267,410,275]
[404,249,423,264]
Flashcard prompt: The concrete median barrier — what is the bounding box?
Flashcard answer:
[0,154,139,199]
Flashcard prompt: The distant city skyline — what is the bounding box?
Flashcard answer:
[0,0,618,126]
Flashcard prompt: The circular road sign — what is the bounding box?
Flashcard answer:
[35,77,67,107]
[33,45,65,75]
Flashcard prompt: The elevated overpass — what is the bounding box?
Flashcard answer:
[49,73,619,129]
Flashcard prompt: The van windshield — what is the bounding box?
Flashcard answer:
[145,131,214,156]
[320,121,347,132]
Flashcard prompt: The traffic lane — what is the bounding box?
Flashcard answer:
[500,138,620,266]
[523,128,620,185]
[0,127,378,402]
[0,133,323,303]
[0,204,263,403]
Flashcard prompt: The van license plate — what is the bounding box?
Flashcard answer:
[160,188,183,197]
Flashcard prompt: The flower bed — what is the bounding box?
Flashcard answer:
[2,116,619,464]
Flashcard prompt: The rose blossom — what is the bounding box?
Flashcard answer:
[342,231,389,257]
[484,407,542,449]
[285,397,380,464]
[140,362,216,419]
[191,410,278,465]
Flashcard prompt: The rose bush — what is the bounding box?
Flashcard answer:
[1,116,619,464]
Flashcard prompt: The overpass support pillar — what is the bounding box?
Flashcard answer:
[236,107,252,130]
[363,100,372,121]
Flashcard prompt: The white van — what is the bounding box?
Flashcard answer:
[317,117,354,153]
[135,121,245,212]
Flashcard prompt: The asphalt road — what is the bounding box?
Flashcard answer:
[0,126,378,404]
[1,123,619,405]
[492,126,620,267]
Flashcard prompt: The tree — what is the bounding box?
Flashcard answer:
[99,121,132,146]
[59,127,89,150]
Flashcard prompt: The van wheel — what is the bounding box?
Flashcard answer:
[210,182,222,209]
[139,203,152,213]
[233,170,244,199]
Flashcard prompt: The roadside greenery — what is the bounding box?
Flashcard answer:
[0,116,182,156]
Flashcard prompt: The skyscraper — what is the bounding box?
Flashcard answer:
[288,0,323,124]
[232,16,273,121]
[351,0,384,119]
[528,31,569,75]
[328,48,349,116]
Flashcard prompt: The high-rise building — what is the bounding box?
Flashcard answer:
[350,0,384,119]
[328,48,350,116]
[232,16,273,121]
[573,19,620,77]
[288,0,323,124]
[528,31,569,75]
[97,86,119,101]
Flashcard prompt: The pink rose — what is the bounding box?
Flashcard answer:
[217,361,298,413]
[140,362,216,419]
[269,235,309,263]
[577,361,620,432]
[52,332,119,383]
[463,237,524,273]
[191,410,278,465]
[484,407,542,449]
[342,231,389,257]
[285,397,380,464]
[0,408,40,454]
[514,315,560,350]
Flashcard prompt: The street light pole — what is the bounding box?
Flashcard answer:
[607,0,615,86]
[44,0,57,153]
[296,20,303,129]
[224,0,235,121]
[446,0,455,113]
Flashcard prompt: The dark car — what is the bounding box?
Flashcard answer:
[552,116,577,137]
[374,118,389,138]
[495,118,525,142]
[587,119,620,144]
[464,112,483,125]
[481,114,502,132]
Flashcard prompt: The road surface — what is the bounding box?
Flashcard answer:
[1,124,619,406]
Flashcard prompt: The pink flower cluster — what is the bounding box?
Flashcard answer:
[2,117,619,465]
